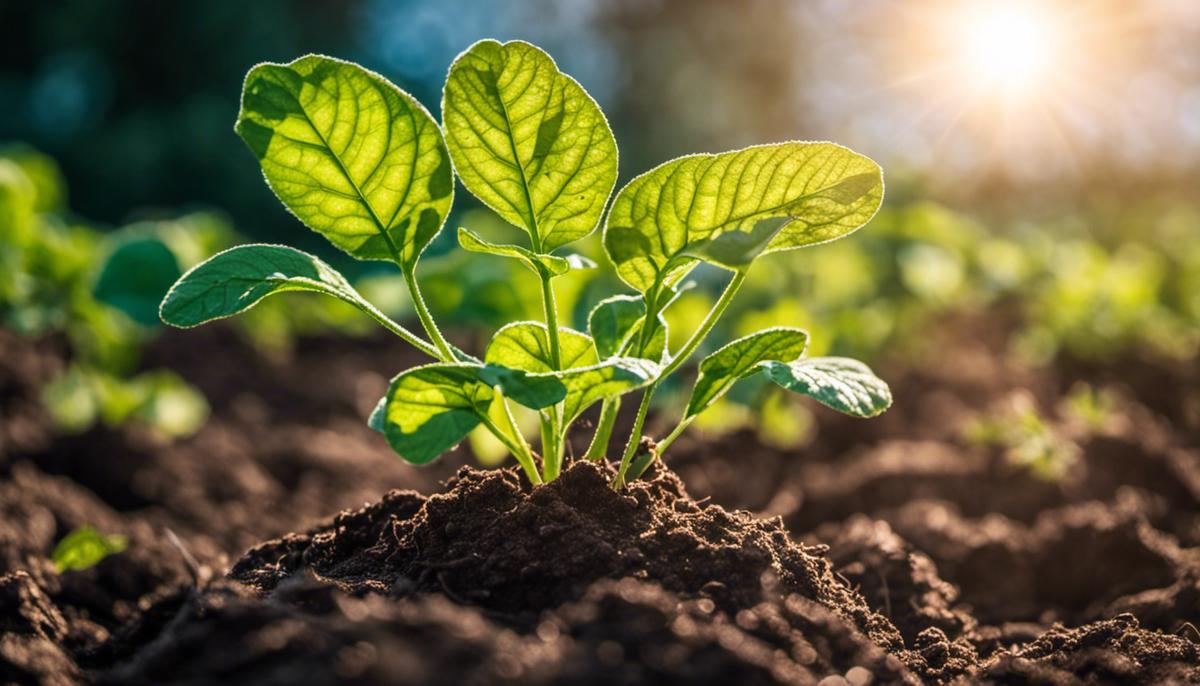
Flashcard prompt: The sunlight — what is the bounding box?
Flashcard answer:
[957,2,1058,93]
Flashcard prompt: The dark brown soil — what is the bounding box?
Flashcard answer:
[1,312,1199,685]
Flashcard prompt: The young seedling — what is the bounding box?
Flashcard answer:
[159,41,892,488]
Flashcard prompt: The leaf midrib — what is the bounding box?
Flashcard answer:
[290,93,407,264]
[489,58,543,249]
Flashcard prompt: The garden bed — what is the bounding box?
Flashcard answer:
[2,315,1198,684]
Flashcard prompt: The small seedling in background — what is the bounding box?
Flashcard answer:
[964,392,1079,481]
[159,41,891,487]
[52,526,128,572]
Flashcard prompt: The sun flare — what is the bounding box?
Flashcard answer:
[957,2,1059,93]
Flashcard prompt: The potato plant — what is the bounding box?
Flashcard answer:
[159,41,892,487]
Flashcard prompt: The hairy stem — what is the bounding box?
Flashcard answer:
[354,301,442,359]
[583,397,620,462]
[401,266,456,362]
[660,270,747,378]
[612,385,656,489]
[616,269,749,486]
[479,409,542,485]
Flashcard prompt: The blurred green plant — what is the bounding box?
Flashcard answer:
[51,526,128,573]
[963,393,1080,481]
[0,149,212,437]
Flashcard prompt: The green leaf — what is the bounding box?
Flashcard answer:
[482,321,655,417]
[161,244,387,328]
[457,227,593,277]
[443,40,617,252]
[558,357,660,422]
[477,365,565,409]
[763,357,892,418]
[485,321,597,372]
[604,142,883,292]
[52,526,128,573]
[94,236,182,326]
[685,327,809,418]
[383,364,492,463]
[236,54,453,265]
[587,294,667,361]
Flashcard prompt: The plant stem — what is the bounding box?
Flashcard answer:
[402,265,455,362]
[479,410,542,485]
[615,269,749,487]
[654,416,692,457]
[583,397,620,461]
[660,269,748,378]
[538,270,563,369]
[355,301,443,359]
[612,384,656,489]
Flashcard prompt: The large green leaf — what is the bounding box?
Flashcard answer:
[383,364,492,463]
[443,40,617,252]
[685,327,809,418]
[95,236,182,326]
[161,244,392,329]
[587,294,667,362]
[457,227,594,278]
[762,357,892,418]
[604,142,883,292]
[236,54,453,266]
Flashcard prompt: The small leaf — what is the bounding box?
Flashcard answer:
[587,295,667,361]
[456,227,573,275]
[483,321,655,417]
[237,55,453,265]
[443,40,617,251]
[686,327,809,418]
[95,236,182,326]
[160,244,391,329]
[763,357,892,417]
[368,394,387,433]
[477,364,565,409]
[383,364,492,464]
[559,357,661,422]
[52,526,128,572]
[485,321,597,373]
[604,142,883,292]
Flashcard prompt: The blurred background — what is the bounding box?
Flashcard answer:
[2,0,1198,451]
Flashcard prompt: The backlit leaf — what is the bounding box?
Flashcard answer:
[52,526,128,573]
[237,55,453,265]
[685,327,808,418]
[604,142,883,292]
[383,364,492,463]
[587,294,667,361]
[443,40,617,251]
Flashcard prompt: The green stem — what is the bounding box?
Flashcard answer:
[538,271,563,369]
[402,266,455,362]
[351,299,442,360]
[660,270,748,378]
[583,397,620,462]
[479,409,542,485]
[612,385,656,489]
[616,269,749,486]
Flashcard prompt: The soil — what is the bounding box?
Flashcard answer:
[1,312,1198,685]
